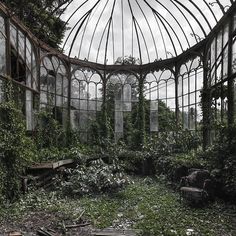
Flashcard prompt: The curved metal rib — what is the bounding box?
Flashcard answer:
[134,0,159,59]
[202,0,218,23]
[78,1,102,59]
[87,0,110,61]
[104,0,117,65]
[95,19,110,63]
[188,0,212,31]
[127,0,142,64]
[172,0,207,37]
[143,0,183,56]
[153,0,191,48]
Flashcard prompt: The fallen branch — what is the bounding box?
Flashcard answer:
[76,210,85,221]
[37,228,54,236]
[65,222,90,229]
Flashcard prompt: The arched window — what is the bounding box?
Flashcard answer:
[70,66,103,142]
[40,54,69,126]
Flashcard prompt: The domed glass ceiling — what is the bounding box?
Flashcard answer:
[60,0,234,65]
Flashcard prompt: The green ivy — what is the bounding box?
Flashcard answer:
[0,101,36,201]
[35,110,67,149]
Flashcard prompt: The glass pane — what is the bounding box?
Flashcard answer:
[211,38,216,84]
[150,111,158,132]
[189,106,196,130]
[150,100,158,111]
[183,76,188,95]
[88,100,96,111]
[79,81,88,99]
[70,110,79,129]
[0,16,6,75]
[178,76,183,96]
[56,95,63,106]
[48,93,55,106]
[18,30,25,60]
[167,98,175,109]
[88,83,96,99]
[97,101,102,111]
[183,95,188,107]
[56,74,63,95]
[115,99,123,111]
[40,91,47,104]
[80,99,88,110]
[189,73,195,93]
[183,107,189,129]
[197,103,202,123]
[63,97,68,108]
[26,90,33,130]
[71,98,79,109]
[232,37,236,73]
[71,79,80,98]
[123,84,131,111]
[196,70,203,90]
[10,24,17,46]
[115,111,123,133]
[97,83,103,100]
[26,38,31,68]
[48,75,56,93]
[233,13,236,31]
[159,81,166,99]
[26,69,31,87]
[32,53,38,90]
[189,92,195,105]
[178,96,183,108]
[79,111,88,130]
[167,79,175,99]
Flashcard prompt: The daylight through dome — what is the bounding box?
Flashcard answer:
[58,0,234,64]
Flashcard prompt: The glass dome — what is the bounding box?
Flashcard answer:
[59,0,234,65]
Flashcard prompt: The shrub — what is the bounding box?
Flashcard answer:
[58,159,131,196]
[0,102,36,201]
[154,151,206,182]
[196,123,236,202]
[35,111,67,149]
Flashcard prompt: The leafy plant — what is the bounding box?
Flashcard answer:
[197,123,236,202]
[35,110,67,149]
[0,101,36,201]
[2,0,72,49]
[58,159,131,196]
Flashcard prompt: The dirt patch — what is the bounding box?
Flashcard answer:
[0,211,92,235]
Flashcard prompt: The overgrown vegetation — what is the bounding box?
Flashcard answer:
[0,77,235,235]
[0,178,235,235]
[57,159,131,196]
[197,123,236,202]
[0,101,36,201]
[2,0,71,48]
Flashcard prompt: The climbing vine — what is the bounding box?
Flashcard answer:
[0,100,36,201]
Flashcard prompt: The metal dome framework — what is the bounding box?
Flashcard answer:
[0,1,236,147]
[58,0,234,64]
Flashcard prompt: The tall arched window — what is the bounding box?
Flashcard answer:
[40,55,69,126]
[70,66,102,142]
[178,57,203,130]
[144,69,175,132]
[106,72,139,141]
